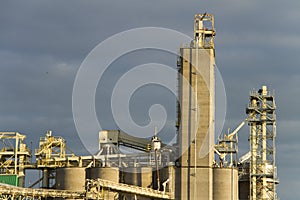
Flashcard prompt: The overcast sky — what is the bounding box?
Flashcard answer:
[1,0,300,199]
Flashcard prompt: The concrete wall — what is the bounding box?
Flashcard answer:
[176,47,215,200]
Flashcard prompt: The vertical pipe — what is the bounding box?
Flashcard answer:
[273,121,277,199]
[231,168,234,200]
[209,48,215,200]
[250,98,257,200]
[155,149,160,191]
[262,96,267,199]
[14,133,19,175]
[194,36,198,200]
[187,48,193,200]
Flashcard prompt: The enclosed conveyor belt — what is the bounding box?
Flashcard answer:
[86,178,174,199]
[0,183,85,199]
[0,178,174,200]
[99,130,165,152]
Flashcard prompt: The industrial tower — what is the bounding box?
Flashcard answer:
[0,14,280,200]
[246,86,278,200]
[176,13,216,200]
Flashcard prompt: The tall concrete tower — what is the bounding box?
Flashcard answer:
[176,13,216,200]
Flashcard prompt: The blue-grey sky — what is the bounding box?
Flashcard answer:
[1,1,299,199]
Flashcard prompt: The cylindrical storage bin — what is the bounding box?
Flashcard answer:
[121,167,153,200]
[86,167,119,200]
[122,167,141,186]
[213,168,238,200]
[141,167,152,188]
[138,167,153,200]
[56,167,86,191]
[120,167,141,200]
[86,167,119,182]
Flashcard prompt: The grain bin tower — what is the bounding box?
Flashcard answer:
[176,13,215,200]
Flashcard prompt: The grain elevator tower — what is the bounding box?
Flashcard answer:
[176,13,216,200]
[246,86,279,200]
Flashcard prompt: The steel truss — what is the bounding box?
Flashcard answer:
[246,86,278,200]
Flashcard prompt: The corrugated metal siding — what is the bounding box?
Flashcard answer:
[0,175,18,186]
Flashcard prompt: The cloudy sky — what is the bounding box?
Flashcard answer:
[1,0,300,199]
